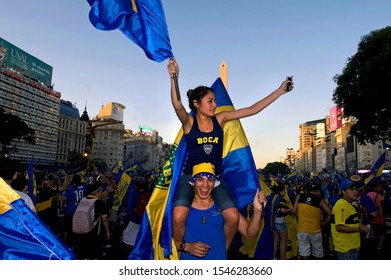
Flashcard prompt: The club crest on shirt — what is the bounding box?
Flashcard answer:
[203,144,213,154]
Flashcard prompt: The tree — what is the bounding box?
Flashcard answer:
[332,26,391,145]
[262,161,290,176]
[0,107,35,145]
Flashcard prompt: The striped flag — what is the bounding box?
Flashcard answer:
[0,178,75,259]
[364,151,386,186]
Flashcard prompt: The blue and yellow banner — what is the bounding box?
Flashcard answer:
[0,178,75,259]
[364,151,386,187]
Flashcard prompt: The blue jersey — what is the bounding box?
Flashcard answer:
[63,183,87,215]
[181,204,226,260]
[183,116,223,176]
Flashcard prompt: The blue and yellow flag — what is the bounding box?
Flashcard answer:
[125,162,139,175]
[130,78,260,259]
[0,178,75,259]
[112,160,125,184]
[285,170,297,183]
[364,151,386,187]
[87,0,173,62]
[239,175,273,259]
[111,161,133,211]
[240,176,298,259]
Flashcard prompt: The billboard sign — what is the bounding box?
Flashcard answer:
[138,125,153,137]
[316,123,325,138]
[329,105,342,132]
[0,37,53,85]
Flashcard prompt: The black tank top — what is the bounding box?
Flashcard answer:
[183,116,224,176]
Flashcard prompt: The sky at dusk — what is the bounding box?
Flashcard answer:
[1,0,390,168]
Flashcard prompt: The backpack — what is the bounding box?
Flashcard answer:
[136,191,150,218]
[72,197,99,234]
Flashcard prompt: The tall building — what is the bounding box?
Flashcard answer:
[124,127,171,171]
[90,102,125,170]
[57,101,88,164]
[298,118,328,172]
[0,37,60,165]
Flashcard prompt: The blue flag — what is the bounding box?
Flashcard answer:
[26,155,36,204]
[87,0,173,62]
[0,178,75,260]
[129,77,260,259]
[364,151,386,187]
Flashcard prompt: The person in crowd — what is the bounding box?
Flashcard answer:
[61,173,87,248]
[331,179,370,260]
[97,172,117,233]
[74,180,110,260]
[34,170,67,230]
[292,182,331,259]
[0,158,36,213]
[353,181,378,259]
[167,58,293,251]
[11,174,37,213]
[45,169,69,235]
[120,176,150,258]
[367,181,386,252]
[175,163,267,260]
[271,182,292,260]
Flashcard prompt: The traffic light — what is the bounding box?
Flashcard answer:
[84,122,95,159]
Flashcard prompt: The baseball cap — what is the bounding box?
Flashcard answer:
[340,179,358,192]
[188,162,220,187]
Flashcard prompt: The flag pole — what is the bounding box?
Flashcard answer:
[172,73,180,101]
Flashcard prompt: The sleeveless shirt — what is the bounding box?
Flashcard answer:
[183,116,224,176]
[181,204,226,260]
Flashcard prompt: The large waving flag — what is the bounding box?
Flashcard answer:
[130,77,260,259]
[0,178,75,259]
[364,151,386,187]
[87,0,173,62]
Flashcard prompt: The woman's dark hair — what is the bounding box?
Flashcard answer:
[186,86,214,111]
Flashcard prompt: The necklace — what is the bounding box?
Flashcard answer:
[194,199,213,225]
